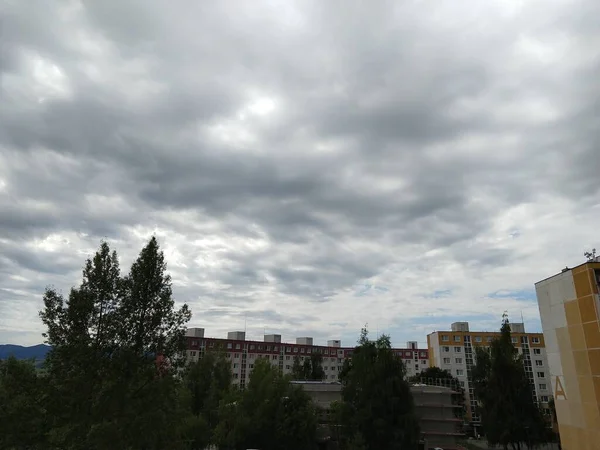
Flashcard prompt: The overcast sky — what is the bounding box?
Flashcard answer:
[1,0,599,348]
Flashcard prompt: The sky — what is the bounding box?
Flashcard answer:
[1,0,599,348]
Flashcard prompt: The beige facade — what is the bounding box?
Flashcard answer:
[535,260,600,450]
[427,322,551,429]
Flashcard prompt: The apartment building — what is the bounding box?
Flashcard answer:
[427,321,551,431]
[185,328,429,388]
[535,259,600,450]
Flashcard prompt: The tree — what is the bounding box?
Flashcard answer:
[178,350,233,448]
[584,248,597,261]
[337,327,420,450]
[40,242,123,448]
[472,314,548,450]
[214,358,318,450]
[0,357,48,449]
[291,353,326,381]
[38,237,191,449]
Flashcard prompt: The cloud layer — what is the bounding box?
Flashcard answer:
[1,0,599,347]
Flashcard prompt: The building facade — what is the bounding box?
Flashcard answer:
[185,328,429,388]
[535,259,600,450]
[427,321,551,430]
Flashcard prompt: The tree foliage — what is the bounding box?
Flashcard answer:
[291,353,326,381]
[337,327,420,450]
[0,357,48,449]
[36,237,191,449]
[214,357,318,450]
[472,314,549,450]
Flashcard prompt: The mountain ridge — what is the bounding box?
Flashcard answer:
[0,344,52,361]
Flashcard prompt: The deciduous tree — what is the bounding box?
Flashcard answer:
[338,327,420,450]
[472,314,548,450]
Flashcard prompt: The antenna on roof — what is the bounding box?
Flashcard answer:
[521,310,524,325]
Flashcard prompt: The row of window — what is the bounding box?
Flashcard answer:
[442,346,542,355]
[441,335,541,344]
[190,339,428,356]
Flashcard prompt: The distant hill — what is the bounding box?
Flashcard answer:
[0,344,52,363]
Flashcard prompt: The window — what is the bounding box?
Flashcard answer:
[293,347,298,353]
[456,369,464,376]
[324,366,328,370]
[301,348,305,353]
[249,344,255,350]
[475,336,482,343]
[235,343,241,350]
[511,337,518,343]
[541,396,549,402]
[307,348,311,354]
[454,347,462,353]
[286,365,290,370]
[405,351,411,356]
[442,335,449,342]
[455,358,463,364]
[454,336,461,342]
[274,346,279,352]
[421,360,427,364]
[233,363,238,368]
[286,355,290,360]
[249,364,254,369]
[286,347,291,352]
[535,360,543,366]
[443,358,451,364]
[539,383,547,390]
[234,353,240,359]
[227,343,233,349]
[331,358,336,362]
[420,352,426,357]
[233,373,239,379]
[226,353,231,358]
[272,355,277,360]
[532,337,540,344]
[249,354,255,359]
[443,346,450,352]
[537,372,545,378]
[486,337,493,342]
[534,348,541,355]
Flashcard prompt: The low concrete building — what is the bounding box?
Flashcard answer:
[292,381,464,450]
[412,384,464,450]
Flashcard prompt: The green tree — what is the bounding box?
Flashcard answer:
[338,327,420,450]
[178,350,233,447]
[40,242,122,448]
[0,357,48,449]
[39,237,191,449]
[291,353,326,381]
[472,314,548,450]
[214,358,318,450]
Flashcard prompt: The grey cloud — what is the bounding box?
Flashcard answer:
[1,0,599,344]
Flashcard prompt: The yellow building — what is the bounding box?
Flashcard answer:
[427,322,549,433]
[535,259,600,450]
